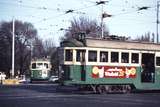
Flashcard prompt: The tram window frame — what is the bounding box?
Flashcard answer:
[121,52,129,63]
[100,51,108,62]
[37,63,43,68]
[131,53,139,64]
[44,63,49,68]
[156,57,160,66]
[111,52,119,63]
[32,63,36,69]
[76,50,86,62]
[88,50,97,62]
[65,49,73,61]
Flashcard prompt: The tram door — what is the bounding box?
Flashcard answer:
[76,50,86,81]
[141,53,155,83]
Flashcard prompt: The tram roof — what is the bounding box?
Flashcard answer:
[31,59,50,63]
[85,37,160,51]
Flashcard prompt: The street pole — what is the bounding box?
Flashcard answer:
[156,1,160,43]
[30,42,32,61]
[11,18,15,78]
[101,2,104,38]
[96,0,108,38]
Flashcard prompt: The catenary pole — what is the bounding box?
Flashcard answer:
[156,1,160,43]
[11,18,15,78]
[101,2,104,38]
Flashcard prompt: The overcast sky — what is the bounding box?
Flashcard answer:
[0,0,159,45]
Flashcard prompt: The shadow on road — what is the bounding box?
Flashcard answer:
[0,83,82,94]
[1,84,160,95]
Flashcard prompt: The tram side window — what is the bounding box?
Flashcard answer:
[111,52,119,63]
[121,52,129,63]
[37,63,43,68]
[156,57,160,66]
[32,63,36,69]
[76,50,85,62]
[65,49,73,61]
[88,51,97,62]
[131,53,139,63]
[100,51,108,62]
[44,63,49,68]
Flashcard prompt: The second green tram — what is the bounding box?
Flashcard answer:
[30,59,51,82]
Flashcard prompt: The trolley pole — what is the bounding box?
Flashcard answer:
[156,1,160,43]
[11,18,15,78]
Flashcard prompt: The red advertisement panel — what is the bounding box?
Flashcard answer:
[92,66,136,78]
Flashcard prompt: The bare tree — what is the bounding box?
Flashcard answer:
[50,48,59,75]
[43,38,56,57]
[0,20,37,77]
[31,37,45,59]
[62,16,109,40]
[134,32,154,42]
[42,38,57,75]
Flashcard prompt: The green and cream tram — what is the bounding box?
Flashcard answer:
[58,37,160,93]
[30,59,51,82]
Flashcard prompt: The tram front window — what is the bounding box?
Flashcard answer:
[76,50,85,62]
[37,63,43,68]
[65,49,73,61]
[88,51,97,62]
[44,63,49,68]
[32,63,36,69]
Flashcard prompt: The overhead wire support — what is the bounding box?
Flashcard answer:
[138,6,150,11]
[12,17,15,78]
[156,1,160,43]
[96,0,108,5]
[96,1,109,38]
[65,9,74,14]
[136,3,159,43]
[101,1,104,38]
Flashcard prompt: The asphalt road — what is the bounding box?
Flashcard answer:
[0,84,160,107]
